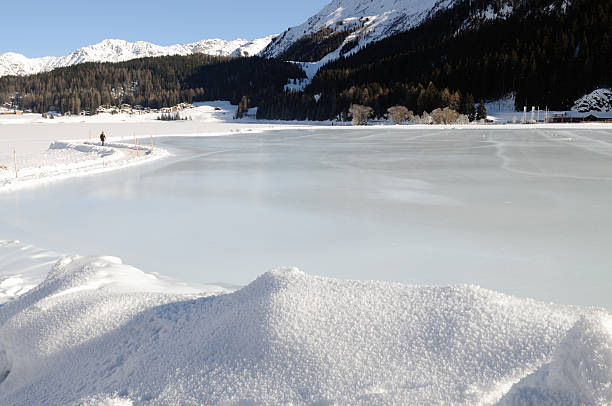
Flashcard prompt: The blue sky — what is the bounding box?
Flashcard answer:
[1,0,330,57]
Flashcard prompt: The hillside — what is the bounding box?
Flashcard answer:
[257,0,612,120]
[259,0,457,62]
[0,55,304,114]
[0,36,276,78]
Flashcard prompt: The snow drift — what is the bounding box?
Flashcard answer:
[0,241,609,405]
[499,314,612,405]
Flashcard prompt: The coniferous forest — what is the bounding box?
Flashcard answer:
[0,0,609,121]
[0,55,305,114]
[257,0,611,120]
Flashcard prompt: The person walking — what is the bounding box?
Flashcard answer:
[100,131,106,146]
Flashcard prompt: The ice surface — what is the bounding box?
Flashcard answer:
[0,240,61,303]
[0,246,607,405]
[1,126,611,308]
[0,102,312,192]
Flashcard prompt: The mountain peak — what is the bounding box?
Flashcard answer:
[0,35,276,78]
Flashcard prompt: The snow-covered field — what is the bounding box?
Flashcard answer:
[0,240,609,405]
[1,104,611,405]
[0,102,309,192]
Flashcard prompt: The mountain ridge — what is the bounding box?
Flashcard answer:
[0,35,277,77]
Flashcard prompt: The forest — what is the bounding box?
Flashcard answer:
[0,55,305,114]
[258,0,611,120]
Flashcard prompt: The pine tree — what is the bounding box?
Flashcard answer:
[476,100,487,121]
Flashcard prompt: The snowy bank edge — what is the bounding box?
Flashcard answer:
[0,141,169,194]
[0,125,313,195]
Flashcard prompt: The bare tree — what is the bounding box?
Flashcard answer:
[416,111,433,124]
[444,107,460,123]
[432,107,461,124]
[348,104,373,125]
[456,114,470,124]
[387,105,411,125]
[235,96,249,119]
[431,108,445,124]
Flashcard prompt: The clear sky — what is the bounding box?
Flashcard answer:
[1,0,330,57]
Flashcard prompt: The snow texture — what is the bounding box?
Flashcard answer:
[0,241,609,405]
[499,315,612,406]
[573,89,612,113]
[260,0,456,61]
[0,36,276,77]
[0,139,166,193]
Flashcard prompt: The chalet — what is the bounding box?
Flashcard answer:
[582,114,612,123]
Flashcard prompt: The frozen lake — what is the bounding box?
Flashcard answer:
[1,127,611,308]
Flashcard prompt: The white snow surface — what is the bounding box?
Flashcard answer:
[499,314,612,405]
[573,88,612,113]
[0,36,277,77]
[0,140,166,192]
[260,0,456,61]
[0,101,314,193]
[0,240,608,405]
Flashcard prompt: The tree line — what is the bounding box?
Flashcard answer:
[0,55,305,114]
[259,0,610,120]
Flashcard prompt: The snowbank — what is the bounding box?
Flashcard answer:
[0,241,608,405]
[499,315,612,405]
[0,140,166,193]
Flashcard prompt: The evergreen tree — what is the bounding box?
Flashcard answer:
[476,100,487,121]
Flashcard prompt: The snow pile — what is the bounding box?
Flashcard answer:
[499,314,612,405]
[0,247,607,405]
[572,88,612,113]
[0,36,277,77]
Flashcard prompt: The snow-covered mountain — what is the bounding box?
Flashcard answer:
[260,0,457,62]
[259,0,520,64]
[0,36,277,77]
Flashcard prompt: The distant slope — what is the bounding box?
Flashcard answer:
[260,0,453,62]
[0,54,305,114]
[259,0,521,64]
[257,0,612,120]
[0,36,277,77]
